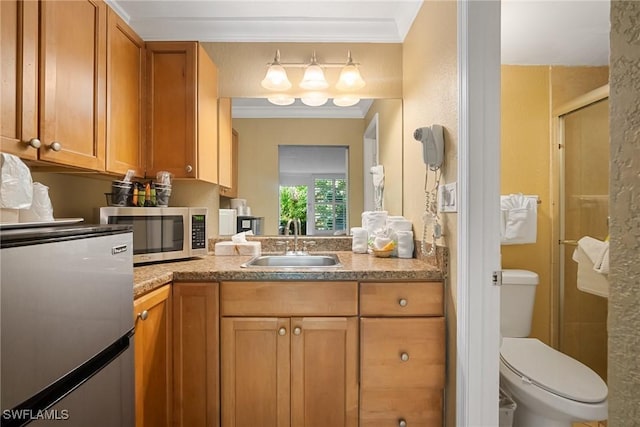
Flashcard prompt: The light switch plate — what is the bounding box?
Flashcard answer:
[439,182,458,213]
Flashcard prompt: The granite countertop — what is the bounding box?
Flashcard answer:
[133,251,444,298]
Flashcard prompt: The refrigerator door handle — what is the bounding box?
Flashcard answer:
[2,328,134,427]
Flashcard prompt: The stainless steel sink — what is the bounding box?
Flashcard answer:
[241,254,342,268]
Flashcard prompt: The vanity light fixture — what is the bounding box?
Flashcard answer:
[261,50,365,106]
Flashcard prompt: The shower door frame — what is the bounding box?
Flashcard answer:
[550,84,609,349]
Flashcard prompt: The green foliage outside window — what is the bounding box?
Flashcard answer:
[279,186,308,235]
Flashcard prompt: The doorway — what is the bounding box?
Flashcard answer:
[554,85,609,381]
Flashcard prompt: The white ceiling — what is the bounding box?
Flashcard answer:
[108,0,610,65]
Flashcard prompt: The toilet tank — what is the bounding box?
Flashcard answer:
[501,269,539,338]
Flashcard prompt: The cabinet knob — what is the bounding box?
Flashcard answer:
[399,298,408,307]
[293,327,301,336]
[25,138,41,149]
[185,164,193,173]
[137,310,149,321]
[398,419,407,427]
[49,141,62,152]
[278,327,287,336]
[400,352,410,362]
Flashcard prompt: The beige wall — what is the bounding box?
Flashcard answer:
[609,1,640,423]
[500,65,608,347]
[364,98,403,215]
[402,2,458,425]
[202,42,402,99]
[30,172,220,238]
[501,66,553,342]
[233,118,364,235]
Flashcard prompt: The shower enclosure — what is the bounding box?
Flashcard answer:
[554,85,609,382]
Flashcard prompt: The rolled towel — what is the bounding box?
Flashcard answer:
[387,217,412,232]
[361,211,388,235]
[351,227,368,254]
[396,230,414,259]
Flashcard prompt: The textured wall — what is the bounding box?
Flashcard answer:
[609,1,640,423]
[402,2,458,425]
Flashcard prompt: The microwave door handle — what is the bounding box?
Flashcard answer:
[2,329,134,427]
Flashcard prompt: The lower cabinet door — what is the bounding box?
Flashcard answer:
[221,316,358,427]
[173,282,219,427]
[133,285,172,427]
[221,317,291,427]
[290,317,359,427]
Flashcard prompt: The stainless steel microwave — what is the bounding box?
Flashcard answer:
[100,207,208,264]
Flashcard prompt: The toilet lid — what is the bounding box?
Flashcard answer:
[500,338,607,403]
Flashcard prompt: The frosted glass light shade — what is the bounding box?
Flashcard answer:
[336,64,365,91]
[301,92,328,107]
[267,94,295,106]
[261,64,292,91]
[333,95,360,107]
[300,64,329,90]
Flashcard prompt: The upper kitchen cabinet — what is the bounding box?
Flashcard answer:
[1,0,39,160]
[106,8,146,177]
[146,42,219,182]
[217,98,233,191]
[219,128,239,198]
[39,0,107,170]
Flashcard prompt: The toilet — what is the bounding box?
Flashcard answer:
[500,269,608,427]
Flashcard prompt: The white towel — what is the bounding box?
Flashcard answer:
[500,194,538,245]
[361,211,388,236]
[577,236,609,274]
[396,230,414,259]
[387,217,412,233]
[572,245,609,298]
[351,227,368,254]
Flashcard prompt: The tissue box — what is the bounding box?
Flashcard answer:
[0,208,19,224]
[214,241,261,256]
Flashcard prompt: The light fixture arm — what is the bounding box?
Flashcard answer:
[266,50,360,68]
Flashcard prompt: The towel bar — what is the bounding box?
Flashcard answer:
[559,240,578,246]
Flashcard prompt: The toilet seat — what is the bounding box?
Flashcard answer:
[500,338,607,404]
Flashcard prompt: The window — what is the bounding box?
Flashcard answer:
[313,176,347,235]
[279,185,308,235]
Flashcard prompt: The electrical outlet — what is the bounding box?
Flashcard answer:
[439,182,457,213]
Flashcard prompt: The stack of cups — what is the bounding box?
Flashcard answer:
[155,171,173,207]
[111,180,132,206]
[155,182,172,207]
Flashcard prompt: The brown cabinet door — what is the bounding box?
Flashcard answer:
[290,317,358,427]
[1,0,39,159]
[133,285,172,427]
[172,282,220,427]
[220,128,239,198]
[106,8,145,177]
[146,42,197,179]
[221,317,291,427]
[218,97,233,188]
[39,0,106,170]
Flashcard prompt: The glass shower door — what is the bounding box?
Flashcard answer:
[559,96,609,381]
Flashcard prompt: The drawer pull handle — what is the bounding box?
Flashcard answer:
[137,310,149,321]
[293,327,302,336]
[399,419,407,427]
[398,298,408,307]
[49,141,62,152]
[400,352,410,362]
[278,327,287,336]
[185,164,193,173]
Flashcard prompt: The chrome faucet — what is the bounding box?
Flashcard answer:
[285,218,301,253]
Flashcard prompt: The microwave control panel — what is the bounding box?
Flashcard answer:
[191,214,207,249]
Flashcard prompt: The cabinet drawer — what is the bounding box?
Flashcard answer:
[221,281,358,316]
[360,318,445,389]
[360,282,443,316]
[360,388,443,427]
